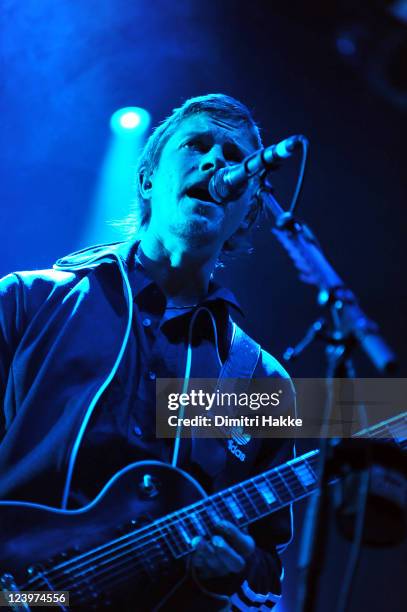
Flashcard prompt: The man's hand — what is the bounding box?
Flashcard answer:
[192,521,255,579]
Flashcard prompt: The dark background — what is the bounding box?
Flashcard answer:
[2,1,406,610]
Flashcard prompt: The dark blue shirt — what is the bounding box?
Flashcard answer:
[72,252,243,504]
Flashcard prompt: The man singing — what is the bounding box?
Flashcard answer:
[0,94,295,610]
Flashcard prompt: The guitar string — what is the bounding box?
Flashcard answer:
[31,461,312,578]
[23,464,310,592]
[26,423,400,596]
[95,490,309,605]
[67,549,187,607]
[24,426,395,595]
[88,487,318,601]
[352,420,405,438]
[31,548,170,607]
[24,447,395,601]
[54,546,175,603]
[23,420,403,596]
[71,548,170,599]
[354,419,406,439]
[59,392,404,604]
[51,487,320,606]
[26,478,306,596]
[32,483,316,605]
[23,462,320,596]
[26,417,397,592]
[26,463,311,585]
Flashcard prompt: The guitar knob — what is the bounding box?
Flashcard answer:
[139,474,159,498]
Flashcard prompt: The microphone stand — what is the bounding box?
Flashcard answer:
[261,188,396,374]
[259,186,398,612]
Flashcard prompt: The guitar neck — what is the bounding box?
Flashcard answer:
[353,411,407,451]
[160,411,406,559]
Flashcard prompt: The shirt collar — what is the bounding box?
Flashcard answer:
[130,246,244,319]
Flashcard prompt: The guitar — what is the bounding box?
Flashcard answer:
[0,412,406,610]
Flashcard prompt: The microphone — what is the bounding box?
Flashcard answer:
[208,135,304,203]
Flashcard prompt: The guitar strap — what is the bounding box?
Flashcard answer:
[191,320,261,477]
[218,319,261,383]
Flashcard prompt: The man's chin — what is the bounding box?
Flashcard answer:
[173,217,222,247]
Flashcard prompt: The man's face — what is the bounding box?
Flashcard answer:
[144,113,258,252]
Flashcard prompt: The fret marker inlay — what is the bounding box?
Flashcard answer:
[257,481,276,504]
[207,507,220,523]
[190,513,206,535]
[178,524,192,545]
[293,463,316,487]
[225,495,244,519]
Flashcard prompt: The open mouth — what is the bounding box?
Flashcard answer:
[185,185,216,204]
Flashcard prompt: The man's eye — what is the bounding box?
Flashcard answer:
[225,145,245,163]
[226,153,243,163]
[184,139,207,152]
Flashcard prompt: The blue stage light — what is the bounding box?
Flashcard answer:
[120,111,141,129]
[110,106,150,135]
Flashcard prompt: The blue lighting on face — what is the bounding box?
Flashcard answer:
[110,106,151,135]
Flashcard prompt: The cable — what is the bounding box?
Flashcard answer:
[336,461,371,612]
[171,307,221,468]
[289,135,308,214]
[259,134,308,221]
[61,255,133,509]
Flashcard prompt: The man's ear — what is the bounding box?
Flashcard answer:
[139,172,153,199]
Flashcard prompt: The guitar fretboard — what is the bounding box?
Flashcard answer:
[158,411,407,559]
[353,412,407,451]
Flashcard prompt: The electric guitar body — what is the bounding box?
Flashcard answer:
[0,462,218,611]
[1,411,406,611]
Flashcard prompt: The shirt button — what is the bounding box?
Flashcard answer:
[134,424,142,437]
[148,371,156,380]
[142,317,152,327]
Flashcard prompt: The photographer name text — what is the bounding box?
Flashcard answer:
[167,414,302,428]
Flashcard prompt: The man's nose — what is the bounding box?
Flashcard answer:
[200,145,226,173]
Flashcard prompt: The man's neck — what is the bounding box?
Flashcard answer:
[137,234,219,307]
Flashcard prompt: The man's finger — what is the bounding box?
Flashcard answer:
[192,535,246,577]
[211,535,246,574]
[192,537,218,569]
[214,521,255,558]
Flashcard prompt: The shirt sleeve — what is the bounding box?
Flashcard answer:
[0,273,25,439]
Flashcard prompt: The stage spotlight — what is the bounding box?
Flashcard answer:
[110,106,150,135]
[120,111,140,129]
[81,106,151,246]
